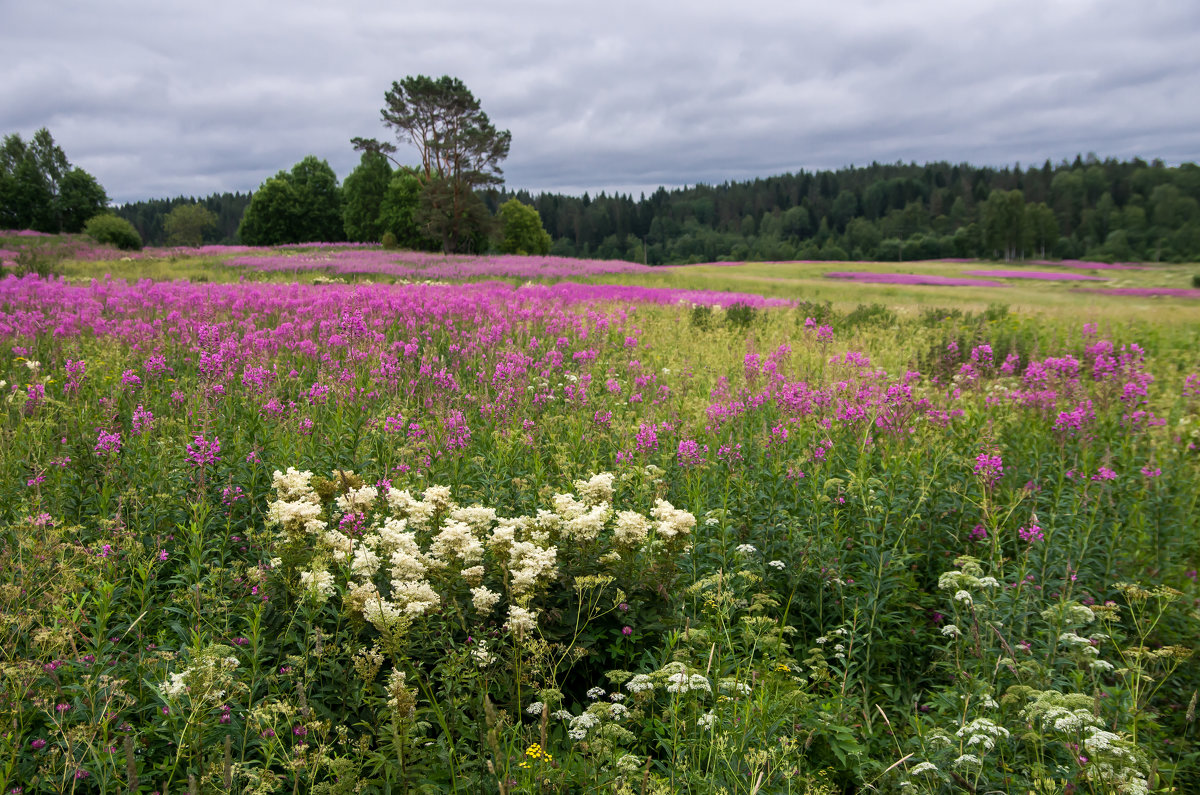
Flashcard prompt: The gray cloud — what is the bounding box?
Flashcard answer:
[2,0,1197,204]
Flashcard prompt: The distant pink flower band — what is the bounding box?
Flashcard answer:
[824,271,1007,287]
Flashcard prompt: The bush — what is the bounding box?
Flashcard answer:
[1192,273,1200,288]
[12,246,63,278]
[381,230,398,250]
[842,302,896,329]
[84,213,142,250]
[724,302,756,330]
[498,198,552,255]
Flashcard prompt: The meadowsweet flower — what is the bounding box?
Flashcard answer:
[650,499,695,540]
[613,511,651,546]
[429,520,484,565]
[390,579,440,616]
[507,605,539,635]
[573,472,615,504]
[299,570,336,601]
[471,586,501,614]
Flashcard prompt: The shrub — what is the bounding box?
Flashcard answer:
[12,246,63,277]
[842,302,896,329]
[724,302,756,330]
[381,230,398,250]
[689,304,713,330]
[1192,273,1200,289]
[84,213,142,250]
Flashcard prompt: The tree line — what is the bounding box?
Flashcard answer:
[486,155,1200,264]
[116,152,1200,265]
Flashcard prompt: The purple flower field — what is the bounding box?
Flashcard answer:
[225,248,652,280]
[824,271,1008,287]
[1030,259,1150,271]
[1072,287,1200,299]
[963,270,1109,282]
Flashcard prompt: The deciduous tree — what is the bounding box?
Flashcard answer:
[498,198,551,255]
[164,203,218,247]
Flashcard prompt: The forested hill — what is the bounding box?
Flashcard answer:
[486,156,1200,264]
[115,192,251,246]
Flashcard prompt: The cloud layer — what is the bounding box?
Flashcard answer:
[3,0,1198,203]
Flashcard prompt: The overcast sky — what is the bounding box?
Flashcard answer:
[3,0,1198,204]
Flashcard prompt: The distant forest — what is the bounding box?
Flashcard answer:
[115,155,1200,263]
[115,192,252,246]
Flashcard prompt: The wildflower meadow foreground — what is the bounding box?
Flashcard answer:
[2,248,1200,793]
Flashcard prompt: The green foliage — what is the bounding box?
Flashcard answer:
[163,203,218,247]
[3,279,1200,791]
[724,302,756,329]
[377,170,438,251]
[418,176,495,255]
[689,304,713,330]
[841,302,896,329]
[114,193,251,247]
[0,128,107,233]
[83,213,142,250]
[341,151,392,243]
[381,230,398,250]
[497,198,551,255]
[11,245,64,277]
[238,156,344,245]
[57,168,109,233]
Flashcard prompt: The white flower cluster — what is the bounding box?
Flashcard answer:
[1059,632,1100,655]
[299,569,336,602]
[625,674,654,694]
[663,665,712,695]
[158,650,239,704]
[937,557,994,594]
[265,468,694,640]
[567,710,600,740]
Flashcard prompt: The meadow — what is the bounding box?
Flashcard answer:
[2,233,1200,794]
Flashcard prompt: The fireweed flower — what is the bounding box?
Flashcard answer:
[131,404,155,435]
[1018,523,1045,544]
[973,452,1003,488]
[185,434,221,467]
[93,429,121,457]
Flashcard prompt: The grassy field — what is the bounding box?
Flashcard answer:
[2,236,1200,793]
